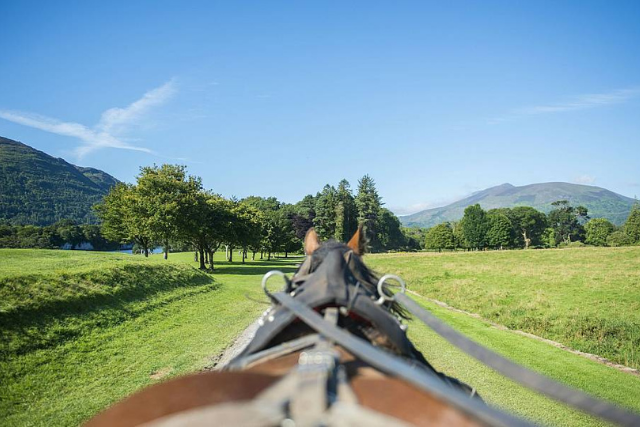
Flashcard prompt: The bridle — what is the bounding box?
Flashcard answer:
[225,243,640,426]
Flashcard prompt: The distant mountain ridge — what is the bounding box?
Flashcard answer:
[401,182,636,228]
[0,136,120,225]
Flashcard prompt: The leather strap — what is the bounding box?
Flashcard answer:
[395,293,640,427]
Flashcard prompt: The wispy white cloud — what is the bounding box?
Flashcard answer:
[489,86,640,124]
[0,80,176,159]
[574,174,596,185]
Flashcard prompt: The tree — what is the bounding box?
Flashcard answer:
[451,221,466,249]
[355,175,382,251]
[541,227,556,248]
[547,200,589,245]
[313,185,338,240]
[136,164,202,259]
[424,223,455,251]
[95,183,155,257]
[401,227,427,250]
[624,203,640,244]
[242,196,300,259]
[334,180,358,242]
[509,206,548,249]
[461,204,488,250]
[290,194,316,240]
[229,202,262,264]
[585,218,615,246]
[179,192,234,270]
[377,208,406,251]
[486,212,513,249]
[607,230,633,247]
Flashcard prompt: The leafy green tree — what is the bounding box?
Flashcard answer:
[624,203,640,244]
[424,223,455,251]
[547,200,589,245]
[95,183,155,256]
[229,202,263,264]
[607,230,633,247]
[509,206,549,249]
[461,204,488,250]
[585,218,615,246]
[55,219,84,249]
[242,196,300,259]
[136,164,203,259]
[486,212,513,249]
[173,189,234,270]
[377,208,406,251]
[541,227,556,248]
[451,221,466,249]
[355,175,382,251]
[401,227,427,250]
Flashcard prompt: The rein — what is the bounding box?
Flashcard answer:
[240,261,640,427]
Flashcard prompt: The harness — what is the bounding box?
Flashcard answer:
[220,246,640,427]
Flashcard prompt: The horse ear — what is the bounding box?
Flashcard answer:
[347,225,365,255]
[304,228,321,255]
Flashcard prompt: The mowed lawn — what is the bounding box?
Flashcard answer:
[1,247,639,426]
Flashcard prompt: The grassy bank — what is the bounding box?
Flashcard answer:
[0,249,299,426]
[1,248,639,426]
[367,246,640,370]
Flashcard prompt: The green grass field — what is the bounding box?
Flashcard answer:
[366,247,640,370]
[1,247,639,426]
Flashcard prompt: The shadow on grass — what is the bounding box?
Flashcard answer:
[0,264,218,360]
[200,258,302,276]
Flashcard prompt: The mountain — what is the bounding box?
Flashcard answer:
[0,136,120,225]
[401,182,637,228]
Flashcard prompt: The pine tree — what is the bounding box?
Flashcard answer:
[624,203,640,243]
[334,179,357,242]
[355,175,382,251]
[313,185,338,240]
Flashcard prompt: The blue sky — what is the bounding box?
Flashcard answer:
[1,1,639,215]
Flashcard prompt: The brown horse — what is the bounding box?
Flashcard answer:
[87,228,640,427]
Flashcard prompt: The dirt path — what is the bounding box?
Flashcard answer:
[206,319,261,370]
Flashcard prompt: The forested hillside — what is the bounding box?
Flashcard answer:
[0,136,120,225]
[402,182,637,228]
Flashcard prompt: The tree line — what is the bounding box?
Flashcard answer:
[421,201,640,251]
[0,219,120,250]
[93,165,413,269]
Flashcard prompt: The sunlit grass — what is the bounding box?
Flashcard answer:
[367,246,640,370]
[1,248,639,426]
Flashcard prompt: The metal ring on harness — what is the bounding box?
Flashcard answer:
[375,274,406,305]
[261,270,290,299]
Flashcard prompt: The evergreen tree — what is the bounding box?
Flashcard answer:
[624,203,640,244]
[334,179,357,242]
[355,175,382,251]
[313,185,338,240]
